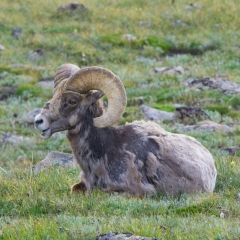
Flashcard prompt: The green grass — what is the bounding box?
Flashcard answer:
[1,0,240,239]
[0,164,239,239]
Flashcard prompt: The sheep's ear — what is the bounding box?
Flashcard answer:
[86,90,104,105]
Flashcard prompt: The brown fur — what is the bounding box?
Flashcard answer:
[35,84,217,197]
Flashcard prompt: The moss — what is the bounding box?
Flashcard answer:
[175,89,233,106]
[152,103,175,112]
[236,152,240,157]
[168,39,220,55]
[170,200,219,217]
[16,84,41,97]
[121,108,137,124]
[228,111,240,119]
[0,66,42,80]
[99,34,141,49]
[123,79,136,88]
[0,106,7,116]
[0,24,12,34]
[99,35,170,52]
[229,96,240,109]
[156,87,184,103]
[100,34,125,47]
[142,36,171,53]
[206,105,229,115]
[42,25,82,34]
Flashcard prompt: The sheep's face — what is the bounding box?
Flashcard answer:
[34,90,103,138]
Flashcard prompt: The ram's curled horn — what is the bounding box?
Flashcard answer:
[65,66,127,128]
[54,64,80,92]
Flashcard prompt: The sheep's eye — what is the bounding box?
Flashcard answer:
[68,99,77,105]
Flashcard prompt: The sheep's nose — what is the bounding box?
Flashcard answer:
[35,119,43,125]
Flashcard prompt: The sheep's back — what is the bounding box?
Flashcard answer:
[129,121,217,195]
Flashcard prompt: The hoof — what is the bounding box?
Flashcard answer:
[71,181,87,194]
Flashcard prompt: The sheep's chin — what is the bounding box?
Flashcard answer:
[40,128,52,139]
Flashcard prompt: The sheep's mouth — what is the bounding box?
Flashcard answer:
[42,128,49,133]
[41,128,51,138]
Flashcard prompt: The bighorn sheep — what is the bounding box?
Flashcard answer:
[34,64,217,196]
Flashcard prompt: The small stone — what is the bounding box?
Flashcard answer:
[12,28,22,39]
[58,2,87,12]
[32,151,78,174]
[140,105,174,121]
[185,3,203,10]
[184,76,240,94]
[220,208,229,218]
[198,120,233,132]
[10,64,46,71]
[138,21,151,27]
[172,20,188,28]
[17,155,27,161]
[96,232,157,240]
[174,66,185,74]
[27,49,44,61]
[177,120,233,133]
[150,67,168,74]
[237,193,240,201]
[0,44,5,50]
[37,77,54,89]
[0,133,30,145]
[220,146,240,155]
[150,66,186,76]
[122,34,137,41]
[220,212,225,219]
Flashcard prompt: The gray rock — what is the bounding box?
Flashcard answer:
[184,76,240,94]
[10,63,46,71]
[173,106,209,125]
[21,108,41,125]
[122,34,137,41]
[37,77,54,89]
[150,66,186,75]
[96,232,157,240]
[138,21,151,27]
[177,120,233,133]
[140,105,174,121]
[185,3,203,10]
[172,20,188,28]
[32,151,78,174]
[0,133,30,145]
[12,28,22,39]
[237,193,240,201]
[17,155,27,161]
[27,49,44,61]
[220,208,229,218]
[220,146,240,155]
[58,2,87,12]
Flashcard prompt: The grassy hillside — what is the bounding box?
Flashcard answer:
[0,0,240,239]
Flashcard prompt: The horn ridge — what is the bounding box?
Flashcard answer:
[54,63,80,89]
[65,66,127,128]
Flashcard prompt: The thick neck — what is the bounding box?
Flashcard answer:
[66,100,106,160]
[66,105,110,175]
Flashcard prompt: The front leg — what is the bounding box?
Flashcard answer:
[71,181,87,194]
